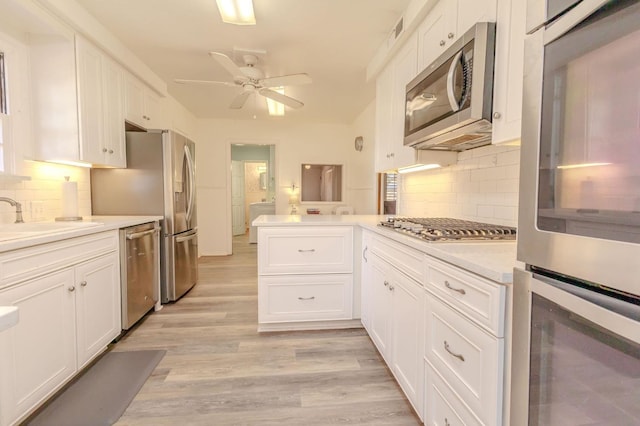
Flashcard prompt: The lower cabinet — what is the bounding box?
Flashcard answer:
[0,233,121,426]
[369,252,424,420]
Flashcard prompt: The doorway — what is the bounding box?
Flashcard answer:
[230,144,275,238]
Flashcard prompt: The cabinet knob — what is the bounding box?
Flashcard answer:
[108,149,114,154]
[68,286,76,292]
[447,32,454,39]
[384,281,389,287]
[389,285,395,292]
[439,40,446,47]
[80,281,87,287]
[389,152,394,158]
[493,112,502,119]
[102,148,108,153]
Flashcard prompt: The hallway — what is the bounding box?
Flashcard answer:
[113,235,420,425]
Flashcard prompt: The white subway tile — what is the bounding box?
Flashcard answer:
[477,205,495,218]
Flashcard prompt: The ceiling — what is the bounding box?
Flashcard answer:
[74,0,411,123]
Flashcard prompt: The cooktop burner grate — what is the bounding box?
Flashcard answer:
[379,217,517,242]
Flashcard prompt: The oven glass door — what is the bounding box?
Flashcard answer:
[537,0,640,243]
[405,42,473,136]
[529,280,640,425]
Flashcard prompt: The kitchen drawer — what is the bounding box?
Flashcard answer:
[259,274,353,322]
[371,235,424,284]
[0,231,118,289]
[424,292,503,426]
[424,360,482,426]
[426,258,505,337]
[258,226,353,275]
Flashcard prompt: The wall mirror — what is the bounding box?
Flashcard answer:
[301,164,343,202]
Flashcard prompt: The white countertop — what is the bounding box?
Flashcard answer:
[0,215,163,253]
[0,306,18,332]
[253,215,517,283]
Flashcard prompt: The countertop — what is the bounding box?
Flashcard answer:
[0,215,163,253]
[253,215,517,283]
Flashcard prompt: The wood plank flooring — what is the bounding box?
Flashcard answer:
[113,234,421,425]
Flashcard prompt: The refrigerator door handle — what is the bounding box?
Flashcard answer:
[184,144,196,223]
[176,231,198,244]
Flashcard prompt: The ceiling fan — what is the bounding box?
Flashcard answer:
[175,52,312,110]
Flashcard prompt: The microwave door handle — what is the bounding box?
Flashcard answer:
[446,50,464,112]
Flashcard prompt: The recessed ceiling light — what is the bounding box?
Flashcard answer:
[216,0,256,25]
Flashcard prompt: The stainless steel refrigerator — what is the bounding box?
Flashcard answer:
[91,130,198,303]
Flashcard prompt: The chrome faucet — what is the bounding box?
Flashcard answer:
[0,197,24,223]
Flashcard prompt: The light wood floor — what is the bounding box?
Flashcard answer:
[113,234,421,425]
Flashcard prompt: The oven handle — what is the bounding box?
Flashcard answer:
[446,50,464,112]
[126,227,159,240]
[531,275,640,344]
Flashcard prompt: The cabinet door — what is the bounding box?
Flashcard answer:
[369,256,392,361]
[390,33,419,170]
[144,89,163,129]
[360,231,373,332]
[0,269,76,425]
[76,36,104,165]
[375,65,394,173]
[390,271,424,419]
[102,57,126,167]
[75,252,121,368]
[456,0,497,36]
[492,0,525,144]
[417,0,454,71]
[124,74,146,127]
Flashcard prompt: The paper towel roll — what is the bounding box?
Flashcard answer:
[61,179,79,218]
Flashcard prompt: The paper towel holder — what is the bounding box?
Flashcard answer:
[55,176,83,222]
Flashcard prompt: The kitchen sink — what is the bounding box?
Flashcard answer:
[0,221,103,242]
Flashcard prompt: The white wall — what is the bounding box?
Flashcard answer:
[196,104,377,256]
[399,144,520,227]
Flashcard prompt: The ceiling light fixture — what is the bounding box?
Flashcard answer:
[215,0,256,25]
[266,87,285,116]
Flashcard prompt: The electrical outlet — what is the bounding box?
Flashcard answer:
[31,201,44,220]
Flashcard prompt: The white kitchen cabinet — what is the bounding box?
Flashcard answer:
[75,36,126,167]
[360,230,373,332]
[423,257,506,426]
[75,252,120,369]
[124,73,163,130]
[256,226,355,330]
[375,34,418,173]
[416,0,497,72]
[491,0,526,144]
[368,248,424,420]
[0,231,120,425]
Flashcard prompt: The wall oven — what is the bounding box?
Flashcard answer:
[513,0,640,424]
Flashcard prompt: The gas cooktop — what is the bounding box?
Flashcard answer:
[379,217,517,242]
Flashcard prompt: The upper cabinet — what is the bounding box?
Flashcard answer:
[375,34,419,173]
[417,0,497,71]
[491,0,526,144]
[124,74,164,130]
[75,36,125,167]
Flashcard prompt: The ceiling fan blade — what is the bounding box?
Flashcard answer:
[230,91,252,109]
[209,51,245,80]
[261,73,312,88]
[174,78,237,87]
[259,88,304,109]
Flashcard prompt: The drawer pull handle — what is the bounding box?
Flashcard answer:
[363,246,368,262]
[445,280,466,295]
[298,249,316,253]
[383,281,389,287]
[444,341,465,362]
[298,296,315,301]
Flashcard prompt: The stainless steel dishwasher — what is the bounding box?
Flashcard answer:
[120,222,160,330]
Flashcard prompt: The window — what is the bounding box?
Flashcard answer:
[379,172,398,215]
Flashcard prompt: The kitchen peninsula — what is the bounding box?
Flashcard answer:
[254,214,517,425]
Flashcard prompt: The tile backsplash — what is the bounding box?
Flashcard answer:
[0,162,91,224]
[399,144,520,228]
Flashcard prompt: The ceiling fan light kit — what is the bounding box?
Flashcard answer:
[175,51,312,114]
[216,0,256,25]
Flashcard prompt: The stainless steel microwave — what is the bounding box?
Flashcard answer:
[404,22,496,151]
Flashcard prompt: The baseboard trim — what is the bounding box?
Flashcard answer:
[258,319,363,332]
